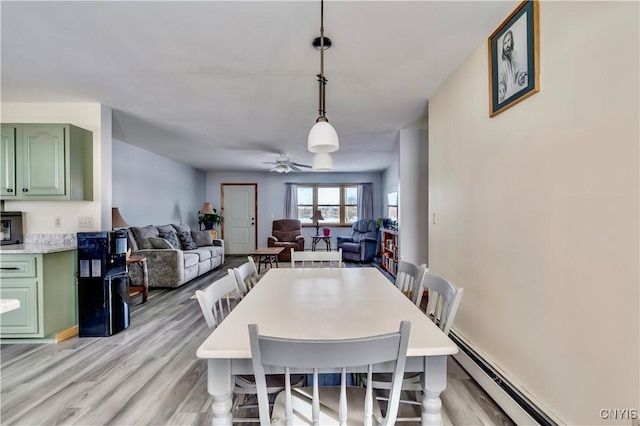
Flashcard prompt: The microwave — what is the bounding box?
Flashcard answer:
[0,211,24,245]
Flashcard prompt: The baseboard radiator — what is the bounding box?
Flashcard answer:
[449,331,560,426]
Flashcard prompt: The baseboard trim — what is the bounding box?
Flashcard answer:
[450,330,561,426]
[55,325,78,343]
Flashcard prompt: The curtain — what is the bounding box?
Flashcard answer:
[357,183,374,220]
[284,183,298,218]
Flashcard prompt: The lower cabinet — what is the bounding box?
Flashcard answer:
[0,250,77,339]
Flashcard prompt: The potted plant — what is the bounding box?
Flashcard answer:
[375,217,397,230]
[198,205,224,230]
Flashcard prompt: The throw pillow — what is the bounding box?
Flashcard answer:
[172,223,190,233]
[191,230,213,247]
[159,231,181,249]
[149,237,174,249]
[177,230,198,250]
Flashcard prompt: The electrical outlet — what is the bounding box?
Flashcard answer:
[432,213,438,225]
[54,216,62,228]
[78,217,94,228]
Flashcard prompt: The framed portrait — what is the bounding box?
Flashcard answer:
[488,0,539,117]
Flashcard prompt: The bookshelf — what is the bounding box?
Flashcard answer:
[380,228,398,277]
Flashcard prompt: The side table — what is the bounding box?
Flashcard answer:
[127,255,149,303]
[311,235,331,251]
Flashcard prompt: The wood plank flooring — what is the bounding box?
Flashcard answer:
[0,256,514,425]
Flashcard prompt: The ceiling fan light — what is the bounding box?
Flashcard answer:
[312,152,333,171]
[308,121,339,153]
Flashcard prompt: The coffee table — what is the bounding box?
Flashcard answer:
[249,247,284,273]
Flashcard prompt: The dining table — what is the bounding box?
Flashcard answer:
[196,267,458,425]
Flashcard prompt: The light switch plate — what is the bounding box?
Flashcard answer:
[78,217,94,228]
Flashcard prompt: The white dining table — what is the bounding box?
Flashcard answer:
[196,267,458,425]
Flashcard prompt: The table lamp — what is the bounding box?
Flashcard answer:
[311,210,324,235]
[112,207,129,230]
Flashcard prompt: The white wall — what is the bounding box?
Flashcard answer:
[112,140,206,229]
[1,103,103,233]
[428,2,639,424]
[206,171,383,251]
[399,128,429,265]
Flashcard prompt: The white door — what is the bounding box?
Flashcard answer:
[222,184,257,254]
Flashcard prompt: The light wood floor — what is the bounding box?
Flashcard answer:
[0,256,514,425]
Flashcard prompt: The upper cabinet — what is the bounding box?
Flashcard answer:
[0,124,93,201]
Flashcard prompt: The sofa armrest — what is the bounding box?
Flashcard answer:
[267,236,279,244]
[212,239,225,264]
[130,248,183,288]
[294,235,304,241]
[336,236,353,245]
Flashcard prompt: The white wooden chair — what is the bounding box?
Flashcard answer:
[290,248,343,268]
[394,260,427,300]
[233,258,260,296]
[372,274,464,421]
[195,270,298,423]
[194,270,239,328]
[249,321,411,425]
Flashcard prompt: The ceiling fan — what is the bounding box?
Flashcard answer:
[262,154,312,173]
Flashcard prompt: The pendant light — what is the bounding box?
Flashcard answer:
[311,152,333,171]
[308,0,339,155]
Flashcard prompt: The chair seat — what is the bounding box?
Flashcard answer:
[271,387,383,426]
[235,374,305,394]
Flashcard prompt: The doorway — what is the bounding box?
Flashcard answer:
[221,184,257,254]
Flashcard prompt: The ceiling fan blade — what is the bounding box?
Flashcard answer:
[261,161,277,164]
[289,165,303,172]
[291,162,312,168]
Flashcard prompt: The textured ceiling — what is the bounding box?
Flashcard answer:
[0,1,517,173]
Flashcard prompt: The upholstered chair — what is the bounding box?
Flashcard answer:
[267,219,305,262]
[336,219,379,263]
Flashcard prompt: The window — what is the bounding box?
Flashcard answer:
[297,184,358,225]
[387,192,398,222]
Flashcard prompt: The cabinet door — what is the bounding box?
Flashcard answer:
[0,126,17,198]
[0,279,39,334]
[19,125,66,196]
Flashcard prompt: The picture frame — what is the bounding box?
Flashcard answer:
[488,0,539,117]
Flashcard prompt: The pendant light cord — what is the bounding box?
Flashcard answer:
[317,0,327,121]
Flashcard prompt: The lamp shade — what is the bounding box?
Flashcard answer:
[200,202,215,214]
[311,210,324,222]
[111,207,129,229]
[308,121,339,153]
[312,152,333,171]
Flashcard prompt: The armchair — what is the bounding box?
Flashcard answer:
[336,219,378,263]
[267,219,305,262]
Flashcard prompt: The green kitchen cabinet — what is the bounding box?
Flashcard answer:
[0,124,93,200]
[0,251,77,339]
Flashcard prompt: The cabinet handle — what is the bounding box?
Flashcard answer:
[0,267,20,270]
[22,188,28,192]
[6,188,13,193]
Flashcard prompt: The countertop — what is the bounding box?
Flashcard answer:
[0,242,77,254]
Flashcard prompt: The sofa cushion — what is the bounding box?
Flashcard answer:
[131,225,159,250]
[149,237,174,249]
[159,231,181,249]
[186,248,213,262]
[177,230,198,250]
[191,230,213,247]
[183,252,199,269]
[172,223,191,233]
[157,224,177,235]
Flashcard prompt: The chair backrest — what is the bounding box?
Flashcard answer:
[233,260,259,295]
[290,248,343,268]
[249,321,411,425]
[195,270,239,328]
[413,274,463,335]
[395,260,427,296]
[271,219,302,242]
[349,219,378,242]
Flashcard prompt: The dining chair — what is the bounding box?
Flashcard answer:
[371,273,464,421]
[249,321,411,425]
[194,270,239,328]
[233,258,260,296]
[394,260,427,300]
[195,270,300,423]
[290,248,343,268]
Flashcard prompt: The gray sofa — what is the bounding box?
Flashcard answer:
[127,223,224,288]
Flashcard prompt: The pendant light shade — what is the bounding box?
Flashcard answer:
[312,152,333,171]
[308,121,339,153]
